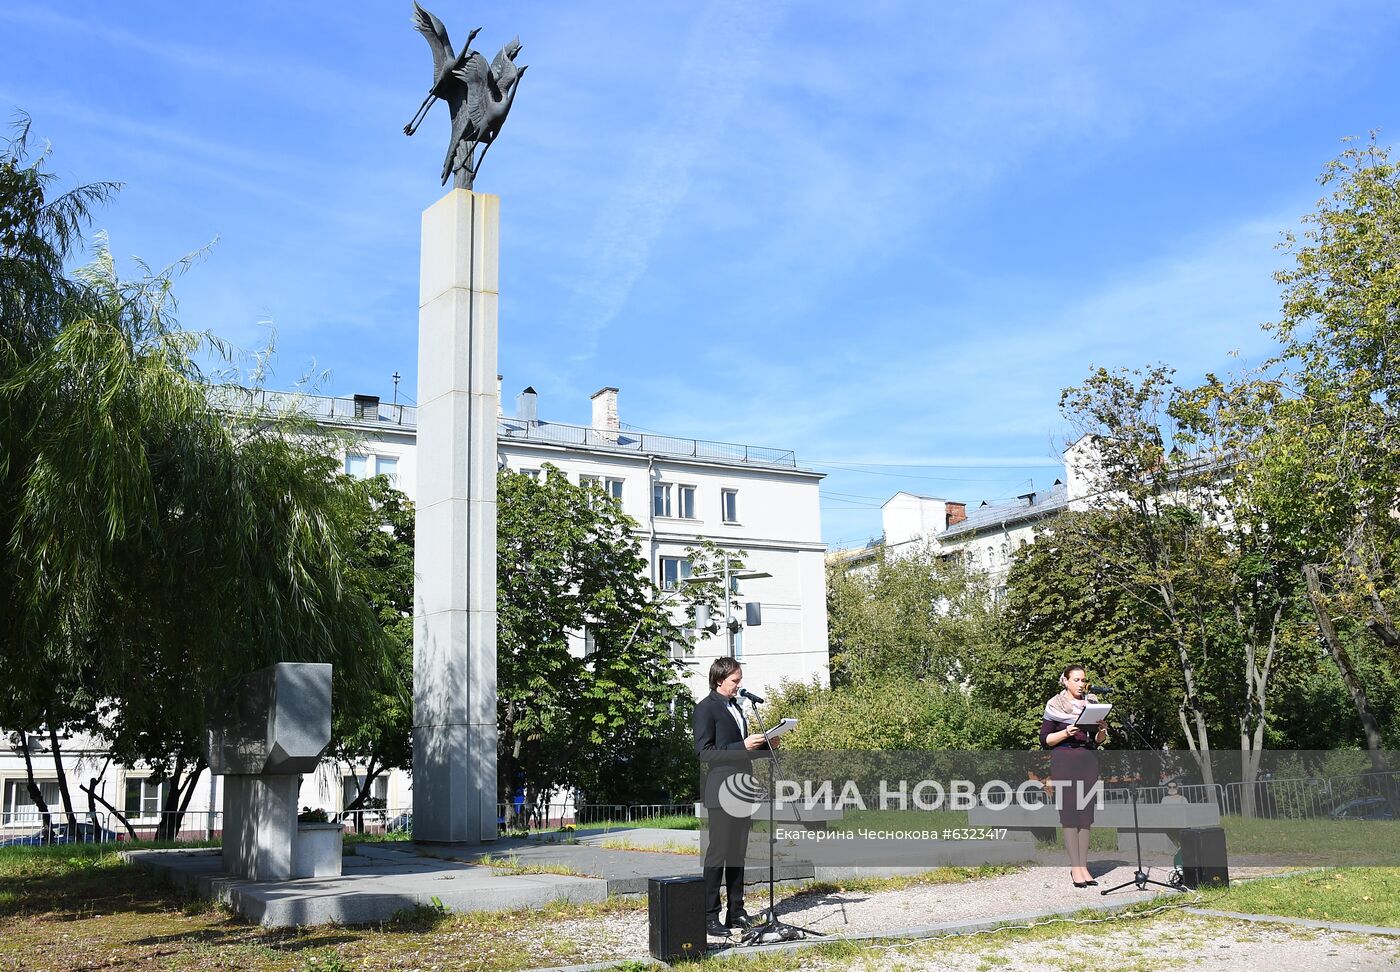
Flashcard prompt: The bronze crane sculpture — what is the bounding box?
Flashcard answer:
[404,3,526,190]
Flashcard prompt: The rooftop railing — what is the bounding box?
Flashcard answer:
[498,418,798,468]
[211,386,416,427]
[211,386,799,468]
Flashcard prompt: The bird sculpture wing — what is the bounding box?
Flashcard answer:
[411,2,455,83]
[454,51,494,131]
[490,37,521,89]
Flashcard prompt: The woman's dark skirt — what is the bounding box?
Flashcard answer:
[1050,745,1099,828]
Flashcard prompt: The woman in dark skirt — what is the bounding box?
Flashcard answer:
[1040,663,1108,887]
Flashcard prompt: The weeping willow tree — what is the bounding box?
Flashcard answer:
[1,118,390,838]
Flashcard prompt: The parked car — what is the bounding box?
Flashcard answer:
[1329,796,1395,821]
[0,822,121,847]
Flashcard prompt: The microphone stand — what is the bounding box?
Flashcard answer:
[740,694,822,945]
[1100,706,1178,897]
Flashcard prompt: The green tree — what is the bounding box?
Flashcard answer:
[331,475,414,825]
[1056,366,1308,792]
[1250,137,1400,782]
[1057,366,1231,782]
[767,675,1016,751]
[1,122,390,838]
[976,508,1185,748]
[827,543,997,686]
[496,466,692,810]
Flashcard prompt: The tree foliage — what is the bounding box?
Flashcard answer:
[767,676,1016,751]
[1223,136,1400,780]
[1,121,391,836]
[497,466,692,805]
[331,475,414,819]
[827,544,997,686]
[975,508,1185,747]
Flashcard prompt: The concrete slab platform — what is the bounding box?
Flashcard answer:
[416,830,814,894]
[125,844,607,928]
[126,828,1035,928]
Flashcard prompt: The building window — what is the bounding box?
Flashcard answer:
[677,485,696,519]
[377,456,399,486]
[579,474,600,489]
[345,452,399,485]
[660,556,692,591]
[342,775,389,814]
[722,488,739,523]
[653,482,673,517]
[583,627,598,657]
[3,780,61,824]
[124,778,168,819]
[605,478,624,501]
[519,468,541,481]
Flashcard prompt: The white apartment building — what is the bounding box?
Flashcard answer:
[831,436,1106,591]
[322,382,831,701]
[2,383,829,832]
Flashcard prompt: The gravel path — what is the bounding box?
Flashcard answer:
[775,914,1400,971]
[521,860,1400,970]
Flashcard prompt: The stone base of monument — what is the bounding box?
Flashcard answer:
[124,842,608,928]
[294,823,344,879]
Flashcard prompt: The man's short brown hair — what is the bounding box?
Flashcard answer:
[709,656,741,691]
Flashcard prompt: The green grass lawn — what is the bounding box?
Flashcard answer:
[1196,867,1400,927]
[0,843,647,971]
[1220,817,1400,865]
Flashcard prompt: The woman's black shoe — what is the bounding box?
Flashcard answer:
[1085,879,1099,886]
[1073,880,1089,888]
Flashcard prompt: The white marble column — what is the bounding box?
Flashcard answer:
[413,190,499,845]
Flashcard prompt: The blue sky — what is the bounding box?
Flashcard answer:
[5,1,1399,548]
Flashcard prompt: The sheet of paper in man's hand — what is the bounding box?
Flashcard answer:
[764,718,797,741]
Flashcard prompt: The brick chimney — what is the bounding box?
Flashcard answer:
[945,502,967,528]
[590,386,619,443]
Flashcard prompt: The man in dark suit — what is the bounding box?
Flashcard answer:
[694,656,771,939]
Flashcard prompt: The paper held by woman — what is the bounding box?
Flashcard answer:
[1073,703,1112,725]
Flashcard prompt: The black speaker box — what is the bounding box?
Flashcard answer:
[1179,826,1229,888]
[648,875,706,962]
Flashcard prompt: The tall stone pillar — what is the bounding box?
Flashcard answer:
[413,190,499,845]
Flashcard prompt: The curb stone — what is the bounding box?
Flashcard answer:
[1183,908,1400,938]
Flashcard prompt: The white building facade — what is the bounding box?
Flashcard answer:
[327,382,830,701]
[830,438,1103,592]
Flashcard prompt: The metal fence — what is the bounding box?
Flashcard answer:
[210,386,801,469]
[0,809,223,845]
[5,774,1391,849]
[211,386,416,427]
[1220,770,1399,820]
[498,419,798,468]
[496,802,698,832]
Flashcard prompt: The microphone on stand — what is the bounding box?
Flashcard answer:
[1089,684,1113,696]
[739,688,766,704]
